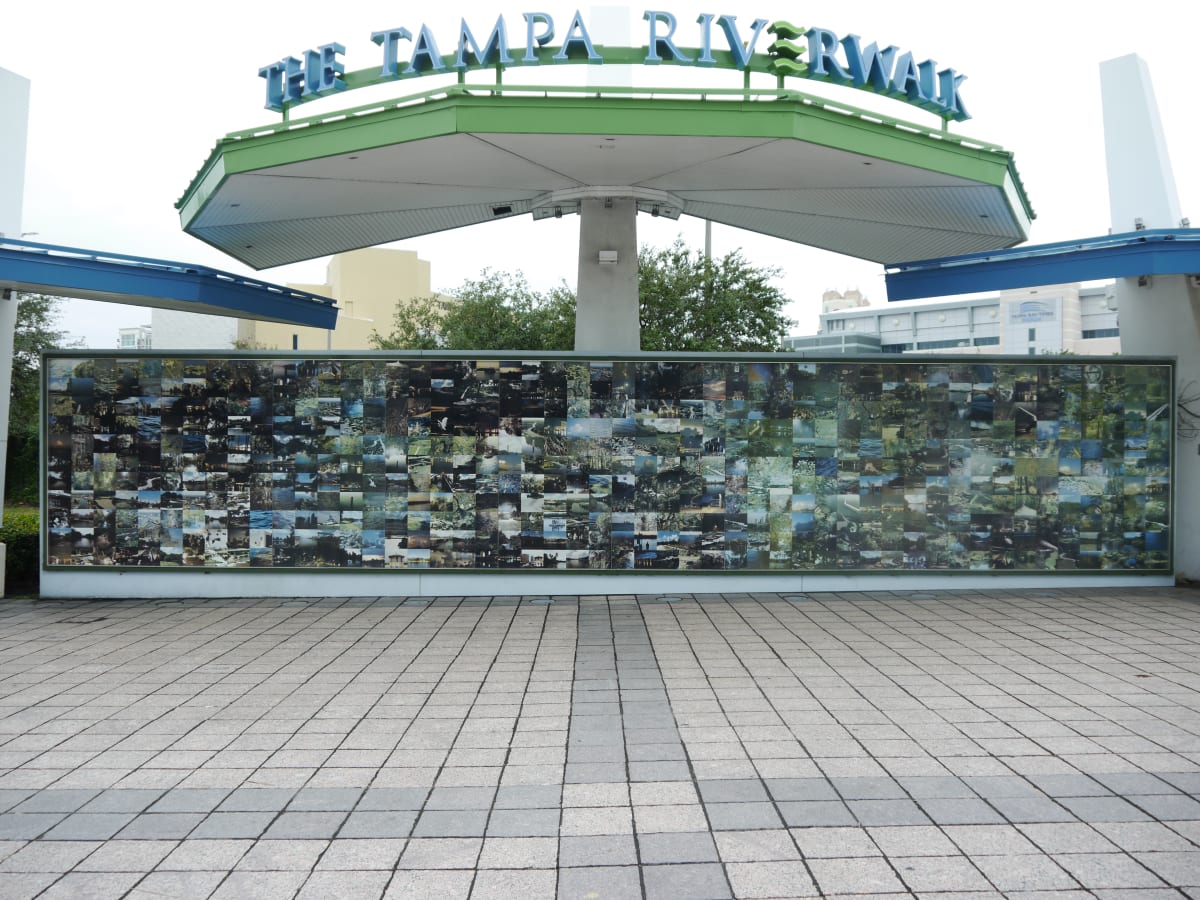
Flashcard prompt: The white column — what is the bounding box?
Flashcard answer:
[574,197,640,352]
[0,67,31,522]
[1100,54,1199,581]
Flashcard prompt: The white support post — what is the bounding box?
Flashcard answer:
[574,197,640,352]
[1100,54,1199,582]
[0,67,32,596]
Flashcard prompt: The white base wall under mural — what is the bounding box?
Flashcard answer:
[38,570,1173,600]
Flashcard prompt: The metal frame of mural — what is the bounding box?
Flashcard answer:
[42,352,1173,575]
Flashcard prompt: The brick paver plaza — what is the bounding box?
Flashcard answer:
[0,587,1197,898]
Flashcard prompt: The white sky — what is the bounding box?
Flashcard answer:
[3,1,1197,348]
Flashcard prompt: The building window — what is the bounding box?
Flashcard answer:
[973,336,1000,346]
[881,343,911,354]
[1028,327,1037,341]
[916,339,970,350]
[1082,328,1120,339]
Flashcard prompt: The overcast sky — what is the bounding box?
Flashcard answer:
[3,1,1197,348]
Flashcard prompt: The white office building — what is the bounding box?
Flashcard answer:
[787,283,1121,355]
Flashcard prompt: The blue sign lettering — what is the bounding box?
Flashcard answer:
[456,16,513,69]
[371,28,412,78]
[554,11,601,62]
[644,10,692,64]
[259,10,971,122]
[523,12,555,63]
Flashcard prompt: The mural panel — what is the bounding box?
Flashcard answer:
[43,355,1173,573]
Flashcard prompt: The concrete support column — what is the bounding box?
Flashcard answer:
[574,197,640,352]
[1101,54,1198,580]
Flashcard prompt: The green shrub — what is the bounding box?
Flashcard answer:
[1,508,39,596]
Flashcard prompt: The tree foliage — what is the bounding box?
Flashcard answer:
[369,240,792,353]
[8,293,79,503]
[371,271,575,351]
[638,239,792,352]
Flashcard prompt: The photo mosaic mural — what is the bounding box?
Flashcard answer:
[43,354,1173,573]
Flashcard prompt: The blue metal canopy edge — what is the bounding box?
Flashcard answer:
[0,238,337,329]
[885,229,1200,301]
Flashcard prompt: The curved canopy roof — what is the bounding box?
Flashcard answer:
[178,85,1033,271]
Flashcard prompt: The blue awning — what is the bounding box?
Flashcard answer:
[0,238,337,329]
[885,229,1200,301]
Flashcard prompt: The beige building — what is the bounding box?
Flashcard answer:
[151,247,452,350]
[241,248,455,351]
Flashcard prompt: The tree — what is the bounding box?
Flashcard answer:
[370,240,793,352]
[638,238,793,352]
[372,271,575,351]
[8,293,79,503]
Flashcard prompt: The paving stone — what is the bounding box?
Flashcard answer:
[1017,822,1120,854]
[125,871,225,900]
[38,871,142,899]
[628,760,691,781]
[235,838,328,871]
[426,787,496,810]
[297,869,391,899]
[413,809,489,838]
[158,838,252,870]
[634,803,708,833]
[559,806,632,836]
[486,808,560,837]
[73,839,177,872]
[557,865,641,900]
[972,853,1081,891]
[384,868,474,898]
[643,862,732,899]
[212,870,308,899]
[0,840,100,872]
[315,838,407,870]
[725,860,817,898]
[558,834,637,867]
[639,831,719,863]
[808,856,908,893]
[892,855,993,892]
[791,825,881,858]
[1054,852,1168,889]
[698,779,769,803]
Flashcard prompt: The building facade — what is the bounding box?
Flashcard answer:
[787,283,1121,355]
[116,325,152,350]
